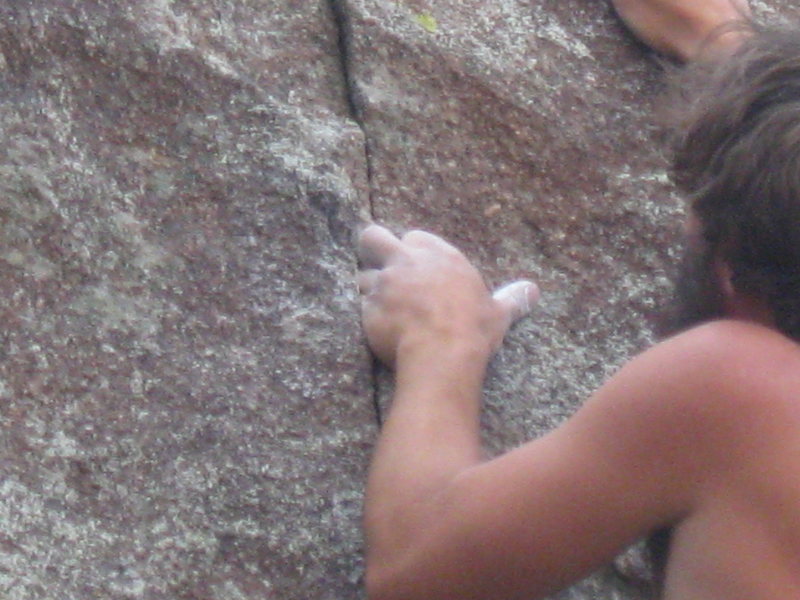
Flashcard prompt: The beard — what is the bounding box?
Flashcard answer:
[658,239,726,338]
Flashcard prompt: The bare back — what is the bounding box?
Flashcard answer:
[661,322,800,599]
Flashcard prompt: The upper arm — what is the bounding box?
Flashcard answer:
[372,322,749,600]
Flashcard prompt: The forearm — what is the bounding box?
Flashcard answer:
[364,335,490,569]
[355,225,538,594]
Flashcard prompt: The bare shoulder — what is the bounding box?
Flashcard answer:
[577,319,800,465]
[645,319,800,400]
[668,318,798,355]
[606,319,800,465]
[685,318,800,423]
[554,319,800,520]
[614,319,798,389]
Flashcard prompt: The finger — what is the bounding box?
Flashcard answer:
[358,224,405,268]
[492,280,540,324]
[401,229,458,253]
[357,269,381,296]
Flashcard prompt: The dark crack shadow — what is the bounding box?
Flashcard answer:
[328,0,374,216]
[328,0,383,427]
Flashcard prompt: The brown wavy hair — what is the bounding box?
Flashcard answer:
[671,26,800,340]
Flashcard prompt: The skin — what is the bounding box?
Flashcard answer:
[359,223,800,600]
[611,0,752,61]
[360,2,800,599]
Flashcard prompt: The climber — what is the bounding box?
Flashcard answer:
[358,1,800,599]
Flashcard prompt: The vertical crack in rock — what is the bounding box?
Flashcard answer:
[328,0,383,426]
[328,0,374,216]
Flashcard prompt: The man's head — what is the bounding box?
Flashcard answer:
[667,27,800,339]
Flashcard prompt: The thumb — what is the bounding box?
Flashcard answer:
[492,280,540,325]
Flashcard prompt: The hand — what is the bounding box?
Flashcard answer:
[357,224,540,367]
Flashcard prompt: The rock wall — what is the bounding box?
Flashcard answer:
[0,1,796,599]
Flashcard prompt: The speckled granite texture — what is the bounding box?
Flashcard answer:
[0,1,797,599]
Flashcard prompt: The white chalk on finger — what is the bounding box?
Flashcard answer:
[493,280,541,323]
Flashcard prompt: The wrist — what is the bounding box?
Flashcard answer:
[390,331,489,427]
[395,328,492,387]
[397,325,492,362]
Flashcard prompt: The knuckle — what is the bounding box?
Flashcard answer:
[401,229,428,244]
[358,224,381,247]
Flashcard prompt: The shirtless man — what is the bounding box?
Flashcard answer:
[357,1,800,598]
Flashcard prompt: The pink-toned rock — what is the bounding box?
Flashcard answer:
[341,0,800,597]
[0,0,799,599]
[0,1,373,598]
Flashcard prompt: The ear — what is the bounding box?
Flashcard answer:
[713,258,745,319]
[715,259,736,301]
[714,259,775,325]
[714,259,754,319]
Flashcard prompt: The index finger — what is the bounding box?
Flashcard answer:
[358,224,405,268]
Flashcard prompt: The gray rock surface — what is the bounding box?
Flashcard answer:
[0,2,373,598]
[0,1,798,599]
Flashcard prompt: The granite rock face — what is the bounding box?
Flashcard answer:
[0,1,799,599]
[0,2,373,599]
